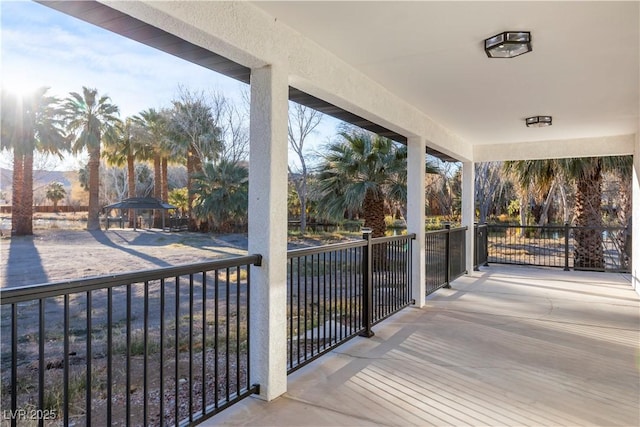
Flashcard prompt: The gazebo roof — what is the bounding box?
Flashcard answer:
[103,197,176,211]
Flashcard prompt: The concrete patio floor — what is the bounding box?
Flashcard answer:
[210,265,640,426]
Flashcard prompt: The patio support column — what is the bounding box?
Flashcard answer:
[248,64,289,400]
[407,137,426,307]
[632,133,640,293]
[461,161,475,274]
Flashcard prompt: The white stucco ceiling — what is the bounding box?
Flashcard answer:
[252,1,639,146]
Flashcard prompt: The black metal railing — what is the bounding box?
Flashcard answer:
[0,255,261,426]
[286,233,415,373]
[425,225,468,295]
[474,223,489,270]
[484,224,630,272]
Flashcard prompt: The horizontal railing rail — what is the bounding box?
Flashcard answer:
[0,255,262,427]
[425,225,468,295]
[484,223,630,272]
[286,233,415,373]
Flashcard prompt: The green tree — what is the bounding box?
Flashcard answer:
[103,117,148,226]
[167,88,223,230]
[1,87,67,235]
[168,187,189,217]
[505,156,632,269]
[316,131,407,238]
[134,108,171,227]
[192,160,248,232]
[45,181,66,211]
[64,87,120,230]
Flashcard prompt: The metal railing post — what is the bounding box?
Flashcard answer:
[444,223,451,288]
[359,228,375,338]
[474,223,479,271]
[564,222,570,271]
[483,224,489,267]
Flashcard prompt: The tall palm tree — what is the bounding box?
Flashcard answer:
[192,160,248,232]
[505,156,632,269]
[103,117,148,226]
[1,87,67,235]
[134,108,171,227]
[167,96,223,230]
[316,131,407,238]
[63,87,120,230]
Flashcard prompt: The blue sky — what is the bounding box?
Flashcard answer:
[1,0,336,170]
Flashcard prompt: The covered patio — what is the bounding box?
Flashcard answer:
[5,2,637,424]
[213,265,639,426]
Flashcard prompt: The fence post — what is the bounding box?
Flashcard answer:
[564,222,570,271]
[444,223,451,288]
[359,228,375,338]
[474,223,479,271]
[483,224,489,267]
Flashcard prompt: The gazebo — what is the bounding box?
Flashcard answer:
[102,197,177,230]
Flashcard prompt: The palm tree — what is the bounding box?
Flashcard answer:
[505,156,632,269]
[134,108,171,227]
[316,131,407,238]
[168,90,224,230]
[1,87,67,235]
[63,87,120,230]
[103,117,148,226]
[45,182,66,211]
[192,160,248,232]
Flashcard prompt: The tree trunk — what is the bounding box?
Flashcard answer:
[22,153,34,235]
[518,193,527,237]
[363,188,387,270]
[127,154,135,227]
[187,146,196,231]
[574,161,604,270]
[161,157,169,202]
[87,147,101,231]
[11,152,26,235]
[153,154,162,228]
[362,188,386,238]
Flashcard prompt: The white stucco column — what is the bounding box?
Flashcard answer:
[461,161,475,274]
[407,137,426,307]
[632,134,640,294]
[248,64,289,400]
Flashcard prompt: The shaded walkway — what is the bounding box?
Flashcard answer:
[212,266,639,426]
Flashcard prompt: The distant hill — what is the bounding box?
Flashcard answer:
[0,168,79,203]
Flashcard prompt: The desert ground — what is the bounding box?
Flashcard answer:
[0,227,343,288]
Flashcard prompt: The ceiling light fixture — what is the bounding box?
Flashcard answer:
[484,31,532,58]
[526,116,552,127]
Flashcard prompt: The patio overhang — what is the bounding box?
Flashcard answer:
[28,0,640,409]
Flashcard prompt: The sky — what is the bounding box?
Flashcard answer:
[0,0,337,171]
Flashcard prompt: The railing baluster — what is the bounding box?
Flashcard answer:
[64,295,70,427]
[174,276,180,425]
[214,270,219,409]
[143,281,149,427]
[236,265,241,398]
[86,292,92,426]
[126,285,131,426]
[225,268,230,402]
[159,278,165,424]
[38,299,44,427]
[106,289,112,427]
[202,271,207,413]
[189,274,194,422]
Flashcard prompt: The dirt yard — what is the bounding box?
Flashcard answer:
[0,228,356,288]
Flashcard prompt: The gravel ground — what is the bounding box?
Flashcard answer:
[0,229,253,288]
